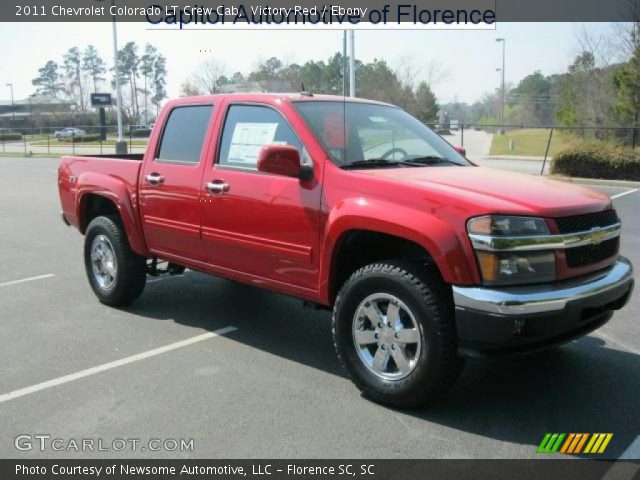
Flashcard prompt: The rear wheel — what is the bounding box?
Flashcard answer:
[84,215,146,306]
[332,261,463,408]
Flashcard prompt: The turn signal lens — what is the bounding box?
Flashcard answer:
[477,252,499,281]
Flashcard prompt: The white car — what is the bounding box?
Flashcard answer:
[54,128,86,140]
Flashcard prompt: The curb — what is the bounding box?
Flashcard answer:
[482,155,547,162]
[548,175,640,189]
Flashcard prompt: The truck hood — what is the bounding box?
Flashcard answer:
[356,166,612,217]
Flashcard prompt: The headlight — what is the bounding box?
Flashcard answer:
[467,215,549,236]
[468,215,556,286]
[476,251,556,286]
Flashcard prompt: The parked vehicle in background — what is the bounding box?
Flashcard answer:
[54,127,86,140]
[129,125,152,137]
[58,93,634,408]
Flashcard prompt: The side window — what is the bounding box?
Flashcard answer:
[218,105,303,169]
[157,105,213,164]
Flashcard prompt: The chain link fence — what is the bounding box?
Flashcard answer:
[1,123,637,165]
[0,125,150,157]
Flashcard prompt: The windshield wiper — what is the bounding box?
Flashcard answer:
[402,156,458,166]
[341,159,406,169]
[342,156,460,170]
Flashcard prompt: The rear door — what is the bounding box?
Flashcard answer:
[139,103,215,265]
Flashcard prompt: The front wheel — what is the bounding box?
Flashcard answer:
[84,215,146,306]
[332,261,463,408]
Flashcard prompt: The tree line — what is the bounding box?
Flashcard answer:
[180,53,439,124]
[31,42,167,125]
[442,24,640,146]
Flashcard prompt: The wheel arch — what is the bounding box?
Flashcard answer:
[76,173,147,256]
[320,199,475,305]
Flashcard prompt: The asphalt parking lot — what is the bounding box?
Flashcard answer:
[0,155,638,459]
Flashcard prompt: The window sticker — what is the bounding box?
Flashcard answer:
[227,122,278,165]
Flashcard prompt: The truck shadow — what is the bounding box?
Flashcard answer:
[129,271,639,459]
[418,336,640,459]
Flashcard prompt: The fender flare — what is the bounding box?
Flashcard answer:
[319,198,475,303]
[76,172,147,256]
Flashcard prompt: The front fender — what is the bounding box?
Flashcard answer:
[319,198,477,303]
[76,172,147,256]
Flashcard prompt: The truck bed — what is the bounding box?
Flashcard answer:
[71,153,144,161]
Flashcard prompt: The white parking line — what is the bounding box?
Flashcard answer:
[147,274,184,284]
[0,326,237,404]
[0,274,55,288]
[611,188,639,199]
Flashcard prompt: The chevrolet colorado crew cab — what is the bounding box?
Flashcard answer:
[58,94,635,408]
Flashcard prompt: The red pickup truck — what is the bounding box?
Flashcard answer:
[59,93,634,408]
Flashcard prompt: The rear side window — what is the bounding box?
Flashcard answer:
[157,105,213,164]
[218,105,302,169]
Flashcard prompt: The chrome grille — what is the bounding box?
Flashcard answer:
[565,237,619,268]
[555,210,619,234]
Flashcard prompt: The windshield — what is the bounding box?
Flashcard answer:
[292,101,470,169]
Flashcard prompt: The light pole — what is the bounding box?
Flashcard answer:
[111,0,127,154]
[6,83,15,122]
[349,30,355,97]
[495,68,502,127]
[496,38,505,134]
[28,93,35,129]
[342,30,347,96]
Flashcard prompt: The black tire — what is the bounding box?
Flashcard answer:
[332,261,464,409]
[84,215,146,306]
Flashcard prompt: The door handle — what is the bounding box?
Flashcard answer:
[206,180,230,194]
[145,173,165,186]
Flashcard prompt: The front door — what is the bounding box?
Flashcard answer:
[200,103,322,294]
[139,103,214,265]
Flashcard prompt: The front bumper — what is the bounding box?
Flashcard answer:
[452,257,634,356]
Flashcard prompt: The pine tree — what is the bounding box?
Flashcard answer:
[82,45,107,93]
[63,47,85,112]
[140,44,158,124]
[32,60,60,96]
[414,81,439,123]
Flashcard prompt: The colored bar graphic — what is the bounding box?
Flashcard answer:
[537,433,565,453]
[597,434,613,453]
[538,433,612,454]
[560,434,575,454]
[574,433,589,453]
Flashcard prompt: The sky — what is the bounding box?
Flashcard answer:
[0,22,619,105]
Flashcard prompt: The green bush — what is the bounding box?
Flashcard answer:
[60,134,101,143]
[551,143,640,181]
[0,132,22,141]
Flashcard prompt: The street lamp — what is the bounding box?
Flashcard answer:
[6,83,15,122]
[111,0,127,154]
[28,93,36,129]
[496,38,506,134]
[349,30,355,97]
[495,68,502,126]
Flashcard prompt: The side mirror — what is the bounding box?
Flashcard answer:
[454,146,466,157]
[257,145,312,180]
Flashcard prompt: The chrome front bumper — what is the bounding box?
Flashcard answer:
[452,257,634,355]
[453,257,634,316]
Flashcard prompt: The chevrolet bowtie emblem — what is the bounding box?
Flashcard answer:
[590,227,607,245]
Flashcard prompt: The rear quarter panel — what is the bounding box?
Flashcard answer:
[58,156,146,255]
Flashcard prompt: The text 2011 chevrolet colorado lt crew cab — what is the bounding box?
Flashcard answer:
[59,94,634,408]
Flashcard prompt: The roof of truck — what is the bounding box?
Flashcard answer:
[172,92,394,107]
